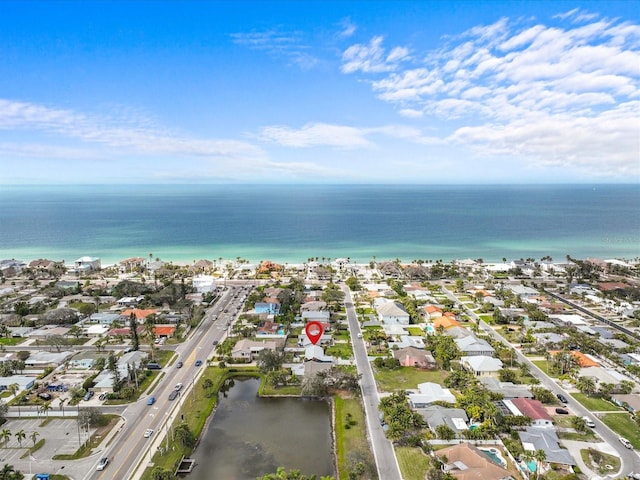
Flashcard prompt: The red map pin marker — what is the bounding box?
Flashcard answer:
[305,321,324,346]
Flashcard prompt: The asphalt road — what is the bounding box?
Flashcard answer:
[342,285,403,480]
[440,284,640,479]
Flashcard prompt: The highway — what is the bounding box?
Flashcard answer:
[342,285,403,480]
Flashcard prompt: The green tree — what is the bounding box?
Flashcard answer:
[0,429,11,447]
[576,376,596,396]
[498,368,518,383]
[0,464,24,480]
[150,466,174,480]
[174,422,195,452]
[29,431,39,447]
[257,349,284,374]
[14,430,25,448]
[535,449,547,480]
[435,424,456,440]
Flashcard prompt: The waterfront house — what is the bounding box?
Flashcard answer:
[193,275,216,293]
[231,339,278,361]
[74,256,101,273]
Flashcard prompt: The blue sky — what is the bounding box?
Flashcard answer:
[1,0,639,184]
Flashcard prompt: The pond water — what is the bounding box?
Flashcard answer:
[189,377,335,479]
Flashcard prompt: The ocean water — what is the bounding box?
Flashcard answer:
[0,184,638,265]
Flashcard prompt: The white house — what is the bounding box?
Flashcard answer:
[408,382,456,408]
[461,355,503,377]
[377,301,410,325]
[74,256,101,273]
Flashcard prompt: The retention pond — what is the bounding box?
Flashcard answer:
[189,377,334,479]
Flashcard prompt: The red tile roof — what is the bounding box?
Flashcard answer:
[511,398,552,421]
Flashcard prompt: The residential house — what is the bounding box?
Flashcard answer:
[74,256,101,273]
[298,333,333,347]
[578,366,633,391]
[300,301,327,312]
[417,405,469,437]
[231,339,277,361]
[118,257,146,273]
[437,443,513,480]
[304,345,334,363]
[68,352,105,369]
[393,347,436,369]
[461,355,503,378]
[408,382,456,408]
[153,325,176,339]
[508,398,554,428]
[120,309,158,322]
[432,315,461,330]
[0,259,26,277]
[0,375,35,392]
[377,301,410,325]
[301,310,331,323]
[480,377,533,399]
[455,335,496,356]
[25,351,74,368]
[116,296,145,308]
[518,427,576,467]
[255,301,281,315]
[611,394,640,413]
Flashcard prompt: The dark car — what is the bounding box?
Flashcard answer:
[37,392,52,401]
[556,393,568,403]
[555,407,569,414]
[176,361,183,368]
[195,359,203,367]
[168,390,179,401]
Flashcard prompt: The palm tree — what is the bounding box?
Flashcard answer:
[14,430,25,448]
[0,429,11,447]
[534,449,546,480]
[40,402,51,417]
[7,384,19,399]
[29,431,39,447]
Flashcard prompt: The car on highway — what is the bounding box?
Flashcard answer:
[147,396,155,405]
[168,390,179,401]
[175,383,183,391]
[556,393,568,403]
[144,429,154,438]
[96,457,109,471]
[195,359,203,366]
[176,361,183,368]
[619,437,633,449]
[213,340,219,345]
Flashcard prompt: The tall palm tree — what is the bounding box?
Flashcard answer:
[0,429,11,447]
[534,449,547,480]
[14,430,25,448]
[29,431,39,447]
[40,402,51,417]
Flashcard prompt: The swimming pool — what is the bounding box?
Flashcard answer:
[479,447,507,467]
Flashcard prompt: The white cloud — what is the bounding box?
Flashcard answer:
[341,36,409,73]
[341,12,640,177]
[230,29,318,69]
[338,17,357,38]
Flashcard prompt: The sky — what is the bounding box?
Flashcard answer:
[0,0,639,184]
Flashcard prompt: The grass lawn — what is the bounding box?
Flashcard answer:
[600,413,640,449]
[571,393,622,412]
[0,337,25,346]
[407,327,423,336]
[374,366,447,392]
[532,360,560,378]
[335,396,378,480]
[326,343,353,359]
[396,447,431,480]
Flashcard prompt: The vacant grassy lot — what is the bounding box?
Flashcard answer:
[580,448,621,475]
[531,360,560,378]
[600,412,640,449]
[374,366,447,392]
[335,395,378,480]
[396,447,431,480]
[571,393,622,412]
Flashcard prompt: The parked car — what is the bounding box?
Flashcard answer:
[99,393,108,401]
[195,359,203,367]
[83,391,94,401]
[37,392,52,401]
[147,362,161,370]
[556,393,568,403]
[619,437,633,449]
[144,429,154,438]
[96,457,109,471]
[555,407,569,415]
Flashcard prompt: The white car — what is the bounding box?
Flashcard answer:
[619,437,633,449]
[144,428,154,438]
[175,383,183,391]
[96,457,109,470]
[581,416,595,428]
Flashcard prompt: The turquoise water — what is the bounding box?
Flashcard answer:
[0,184,638,264]
[527,460,537,472]
[480,448,505,466]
